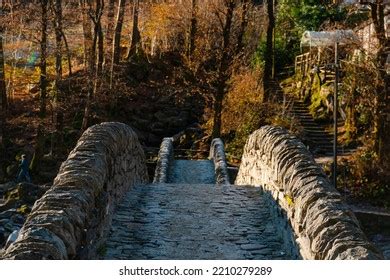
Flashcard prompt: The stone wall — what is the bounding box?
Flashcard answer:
[236,126,383,260]
[209,139,230,185]
[153,138,174,183]
[1,122,149,259]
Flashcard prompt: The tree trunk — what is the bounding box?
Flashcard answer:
[51,0,63,156]
[0,26,6,148]
[113,0,126,64]
[105,0,116,70]
[127,0,141,59]
[263,0,274,101]
[81,0,93,71]
[211,0,236,139]
[30,124,45,174]
[54,0,63,83]
[97,21,104,75]
[61,30,72,75]
[39,0,48,118]
[188,0,197,58]
[370,1,390,170]
[212,91,223,139]
[236,0,249,55]
[81,0,104,131]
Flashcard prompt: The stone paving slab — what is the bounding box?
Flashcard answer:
[168,160,216,184]
[103,184,295,260]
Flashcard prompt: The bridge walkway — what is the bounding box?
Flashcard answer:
[103,183,293,260]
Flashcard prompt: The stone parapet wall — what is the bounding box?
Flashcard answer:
[1,122,149,259]
[209,139,230,185]
[153,138,174,183]
[236,126,383,260]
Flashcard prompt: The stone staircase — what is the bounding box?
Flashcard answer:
[271,80,353,160]
[291,99,346,157]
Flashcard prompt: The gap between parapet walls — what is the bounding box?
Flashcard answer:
[235,125,383,260]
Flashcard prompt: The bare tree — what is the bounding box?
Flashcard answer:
[0,13,6,148]
[50,0,64,156]
[105,0,116,69]
[263,0,274,101]
[113,0,126,64]
[81,0,104,131]
[53,0,63,82]
[363,0,390,169]
[81,0,94,71]
[236,0,249,55]
[127,0,141,59]
[212,0,236,138]
[40,0,49,117]
[188,0,197,58]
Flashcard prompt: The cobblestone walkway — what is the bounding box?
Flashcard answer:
[168,160,216,184]
[103,184,295,260]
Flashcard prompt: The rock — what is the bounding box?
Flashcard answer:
[169,117,186,128]
[150,122,165,130]
[131,117,151,129]
[0,182,17,195]
[154,111,168,121]
[5,229,20,249]
[6,164,18,177]
[0,209,17,219]
[0,226,6,245]
[12,213,27,224]
[0,168,5,182]
[5,183,46,204]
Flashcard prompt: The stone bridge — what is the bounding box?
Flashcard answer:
[0,122,383,260]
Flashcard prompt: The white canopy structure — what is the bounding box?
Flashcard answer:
[300,30,359,48]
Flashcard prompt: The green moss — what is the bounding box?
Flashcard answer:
[17,204,31,215]
[308,75,332,121]
[284,194,294,207]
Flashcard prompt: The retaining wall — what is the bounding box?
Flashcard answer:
[1,122,149,259]
[236,126,383,260]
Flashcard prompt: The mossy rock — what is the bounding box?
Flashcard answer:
[5,183,45,204]
[309,76,332,122]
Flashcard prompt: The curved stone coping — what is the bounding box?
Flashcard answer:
[153,138,174,183]
[235,126,383,260]
[1,122,149,259]
[209,138,230,185]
